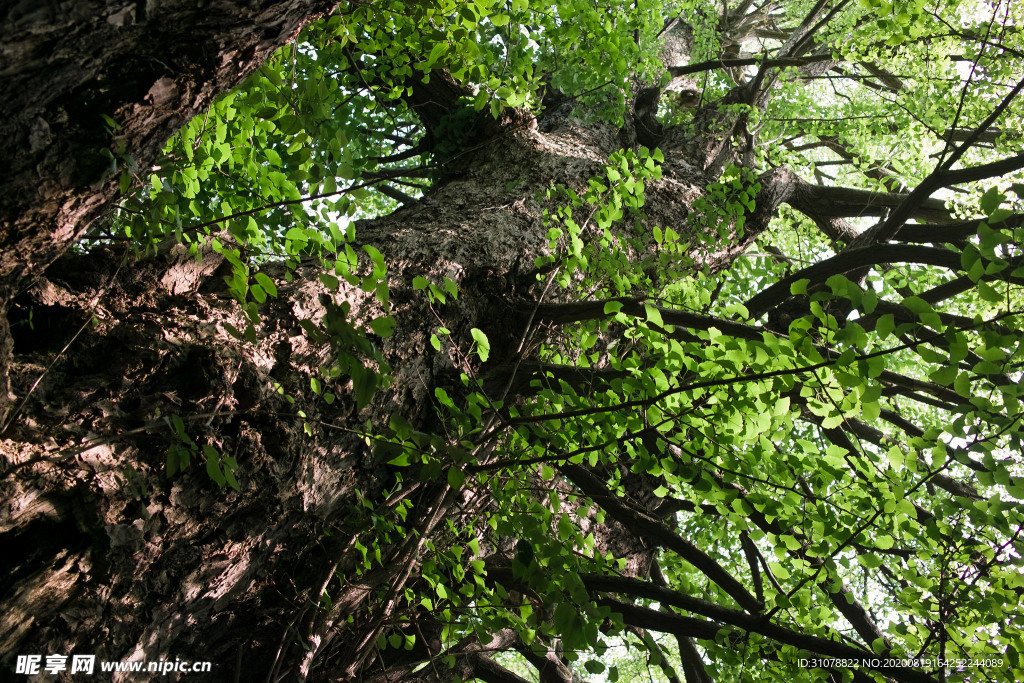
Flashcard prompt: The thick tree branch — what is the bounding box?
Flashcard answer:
[532,298,765,342]
[595,596,939,683]
[942,128,1018,144]
[667,54,837,78]
[868,74,1024,245]
[745,244,963,318]
[936,150,1024,188]
[558,463,765,613]
[892,214,1023,243]
[788,184,952,223]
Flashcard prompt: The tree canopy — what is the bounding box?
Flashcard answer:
[4,0,1024,681]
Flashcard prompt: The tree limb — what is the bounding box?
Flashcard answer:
[559,463,765,613]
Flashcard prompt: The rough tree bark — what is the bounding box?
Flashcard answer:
[0,0,338,410]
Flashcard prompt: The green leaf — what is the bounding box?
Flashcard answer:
[875,313,895,339]
[319,273,340,291]
[363,244,386,274]
[203,445,227,487]
[978,281,1002,303]
[352,366,376,411]
[644,304,664,328]
[250,283,267,303]
[470,328,490,362]
[929,365,956,385]
[980,187,1005,214]
[447,467,466,489]
[369,316,396,338]
[254,272,278,298]
[603,300,623,314]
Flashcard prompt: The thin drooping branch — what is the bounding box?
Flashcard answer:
[789,134,908,192]
[506,316,1001,432]
[662,439,902,652]
[826,415,981,499]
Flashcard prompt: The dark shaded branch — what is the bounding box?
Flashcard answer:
[399,69,474,135]
[358,127,415,145]
[877,369,962,407]
[740,532,764,604]
[916,275,975,305]
[788,184,952,223]
[892,214,1023,244]
[862,61,905,91]
[558,463,764,614]
[869,74,1024,245]
[484,362,629,397]
[651,560,713,683]
[626,625,683,683]
[775,0,836,59]
[594,596,939,683]
[914,253,1024,305]
[532,298,766,342]
[745,244,962,318]
[471,655,536,683]
[667,53,836,77]
[362,143,426,164]
[677,636,712,683]
[376,184,417,206]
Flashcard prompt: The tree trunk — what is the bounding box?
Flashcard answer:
[0,83,793,678]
